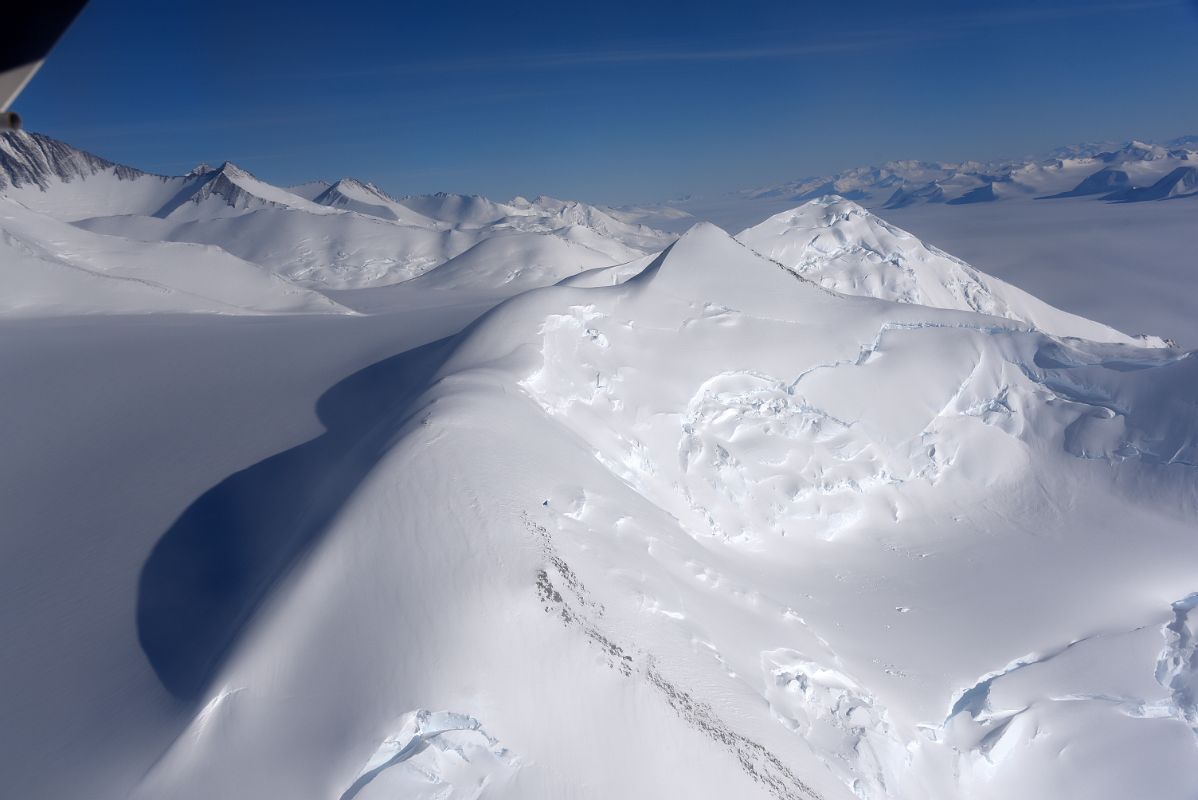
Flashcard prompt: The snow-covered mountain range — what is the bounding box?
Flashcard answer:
[0,131,673,297]
[1,130,1196,800]
[611,136,1197,237]
[612,135,1198,350]
[729,136,1198,209]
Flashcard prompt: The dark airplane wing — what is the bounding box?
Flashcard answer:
[1,1,89,128]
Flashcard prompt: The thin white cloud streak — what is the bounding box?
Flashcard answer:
[278,31,918,81]
[279,0,1193,80]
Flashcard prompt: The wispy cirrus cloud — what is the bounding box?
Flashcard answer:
[271,29,922,81]
[274,0,1193,81]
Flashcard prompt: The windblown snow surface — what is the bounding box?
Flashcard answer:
[2,131,1198,800]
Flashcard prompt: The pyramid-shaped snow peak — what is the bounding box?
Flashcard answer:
[311,179,445,226]
[613,220,831,316]
[162,161,337,218]
[735,195,1161,345]
[319,177,393,205]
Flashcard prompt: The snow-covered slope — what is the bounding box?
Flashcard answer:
[388,191,673,250]
[1105,166,1198,202]
[735,196,1163,345]
[408,228,642,291]
[117,221,1198,800]
[2,133,672,292]
[0,130,143,192]
[503,195,674,253]
[3,128,1198,800]
[75,200,658,292]
[312,178,445,227]
[1043,167,1131,198]
[0,132,339,222]
[0,130,204,220]
[75,203,468,289]
[0,197,345,315]
[394,190,515,225]
[157,162,341,220]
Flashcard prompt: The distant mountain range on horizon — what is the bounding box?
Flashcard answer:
[652,135,1198,215]
[3,129,1195,233]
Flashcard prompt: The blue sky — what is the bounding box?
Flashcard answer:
[16,0,1198,204]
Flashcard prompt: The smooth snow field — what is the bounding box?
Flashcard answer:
[2,131,1197,800]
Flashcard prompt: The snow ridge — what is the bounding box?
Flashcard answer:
[0,130,148,190]
[736,195,1161,345]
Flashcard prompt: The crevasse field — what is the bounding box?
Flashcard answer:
[2,130,1196,800]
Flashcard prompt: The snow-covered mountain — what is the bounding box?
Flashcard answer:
[756,137,1198,210]
[310,178,444,226]
[1,131,674,293]
[0,195,345,315]
[125,221,1197,800]
[0,129,206,219]
[2,129,1197,800]
[616,136,1198,232]
[1104,165,1198,202]
[605,135,1198,348]
[735,196,1166,345]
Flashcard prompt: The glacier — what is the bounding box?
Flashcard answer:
[1,130,1196,800]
